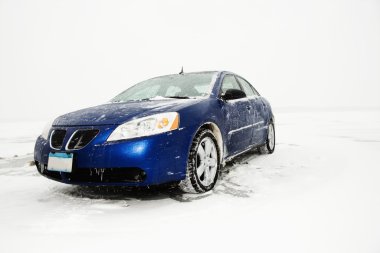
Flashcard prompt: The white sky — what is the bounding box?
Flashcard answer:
[1,0,379,120]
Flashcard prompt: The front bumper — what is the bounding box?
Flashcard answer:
[34,125,194,186]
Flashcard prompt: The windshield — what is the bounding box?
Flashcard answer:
[111,72,216,102]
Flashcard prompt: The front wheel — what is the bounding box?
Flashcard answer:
[259,122,275,154]
[179,129,220,193]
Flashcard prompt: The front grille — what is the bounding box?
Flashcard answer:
[67,129,99,150]
[50,129,66,149]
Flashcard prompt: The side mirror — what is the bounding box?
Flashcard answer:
[221,89,247,100]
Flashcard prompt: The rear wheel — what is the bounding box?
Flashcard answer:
[259,122,275,154]
[179,129,220,193]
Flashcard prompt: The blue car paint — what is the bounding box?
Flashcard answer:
[53,99,203,126]
[34,71,274,187]
[34,125,197,186]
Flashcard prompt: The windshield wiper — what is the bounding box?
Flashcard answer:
[163,96,192,99]
[127,98,152,102]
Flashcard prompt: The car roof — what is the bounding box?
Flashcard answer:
[151,70,238,79]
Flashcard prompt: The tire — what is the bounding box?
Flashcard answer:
[259,122,275,154]
[179,129,220,193]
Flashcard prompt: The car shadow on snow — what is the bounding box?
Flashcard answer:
[57,149,261,203]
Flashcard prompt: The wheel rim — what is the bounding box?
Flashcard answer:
[196,137,218,187]
[268,124,275,150]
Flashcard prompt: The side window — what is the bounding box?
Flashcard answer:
[251,86,260,96]
[221,75,242,94]
[237,77,257,97]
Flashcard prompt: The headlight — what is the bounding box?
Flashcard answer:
[41,119,54,140]
[107,112,180,141]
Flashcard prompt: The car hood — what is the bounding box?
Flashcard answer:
[53,99,202,126]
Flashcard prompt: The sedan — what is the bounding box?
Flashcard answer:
[34,71,275,193]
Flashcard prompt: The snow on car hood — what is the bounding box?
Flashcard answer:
[53,99,201,126]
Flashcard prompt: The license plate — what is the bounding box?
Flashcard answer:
[48,153,73,173]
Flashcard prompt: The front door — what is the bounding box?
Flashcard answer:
[220,75,254,155]
[236,76,266,145]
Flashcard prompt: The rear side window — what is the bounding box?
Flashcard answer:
[221,75,242,94]
[236,76,258,96]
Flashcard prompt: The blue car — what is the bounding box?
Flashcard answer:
[34,71,275,193]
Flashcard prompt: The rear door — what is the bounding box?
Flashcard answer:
[236,76,267,145]
[220,75,254,155]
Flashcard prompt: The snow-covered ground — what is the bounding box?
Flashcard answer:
[0,120,45,159]
[1,109,380,253]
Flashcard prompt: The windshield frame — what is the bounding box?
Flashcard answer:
[110,71,218,103]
